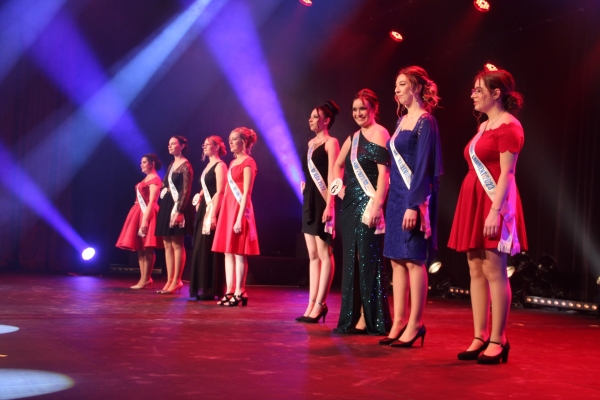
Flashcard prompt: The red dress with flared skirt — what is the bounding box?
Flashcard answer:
[448,122,528,252]
[116,176,163,251]
[211,157,260,255]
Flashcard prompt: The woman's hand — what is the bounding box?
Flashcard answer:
[322,204,334,223]
[233,219,242,234]
[170,212,184,228]
[484,209,500,238]
[140,221,149,235]
[402,209,418,231]
[368,206,384,228]
[210,216,217,230]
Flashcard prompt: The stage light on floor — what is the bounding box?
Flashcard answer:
[81,247,95,261]
[389,31,403,42]
[0,325,19,334]
[484,63,498,71]
[474,0,490,12]
[0,369,74,398]
[507,266,516,278]
[525,296,598,313]
[299,0,312,6]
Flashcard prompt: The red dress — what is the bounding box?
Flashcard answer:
[448,122,528,252]
[212,157,260,255]
[116,176,163,251]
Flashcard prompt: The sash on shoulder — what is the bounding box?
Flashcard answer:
[136,183,148,214]
[168,165,184,228]
[200,163,218,235]
[389,118,431,239]
[469,124,520,255]
[228,163,257,241]
[350,131,385,234]
[307,142,335,237]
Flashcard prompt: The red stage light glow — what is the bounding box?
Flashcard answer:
[389,31,403,42]
[299,0,312,6]
[474,0,490,12]
[485,63,498,71]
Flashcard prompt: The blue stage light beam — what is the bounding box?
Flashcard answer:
[0,0,66,82]
[19,0,219,198]
[204,0,304,202]
[0,141,90,255]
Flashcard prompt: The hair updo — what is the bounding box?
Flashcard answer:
[202,135,227,161]
[232,127,258,155]
[397,65,440,115]
[475,69,524,115]
[143,153,162,171]
[171,135,189,156]
[316,100,340,129]
[354,88,380,120]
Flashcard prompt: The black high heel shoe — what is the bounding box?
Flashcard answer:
[378,324,407,345]
[217,293,233,306]
[301,303,328,323]
[390,325,426,348]
[295,299,315,322]
[477,341,510,364]
[457,337,490,360]
[226,292,248,307]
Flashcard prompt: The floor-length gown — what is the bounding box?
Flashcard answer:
[334,132,391,335]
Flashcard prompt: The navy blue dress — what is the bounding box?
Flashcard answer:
[384,113,443,262]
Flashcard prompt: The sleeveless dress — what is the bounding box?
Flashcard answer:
[155,161,194,237]
[116,176,163,250]
[334,131,391,335]
[211,157,260,255]
[189,162,226,299]
[301,142,333,246]
[448,122,528,252]
[384,114,443,262]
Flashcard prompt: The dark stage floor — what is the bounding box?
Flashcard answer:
[1,272,599,399]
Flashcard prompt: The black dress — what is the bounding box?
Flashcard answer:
[301,143,333,246]
[155,161,194,237]
[189,162,225,300]
[334,132,391,335]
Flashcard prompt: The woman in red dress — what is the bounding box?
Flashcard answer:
[448,69,527,364]
[116,154,163,289]
[212,127,259,307]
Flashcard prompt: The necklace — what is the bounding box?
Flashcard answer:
[485,111,505,131]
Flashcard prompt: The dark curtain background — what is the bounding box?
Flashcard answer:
[1,0,599,300]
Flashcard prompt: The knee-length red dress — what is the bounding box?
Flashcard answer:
[448,122,527,252]
[211,157,260,255]
[116,176,163,251]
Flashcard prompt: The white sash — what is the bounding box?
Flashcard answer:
[136,183,148,214]
[228,163,257,241]
[307,142,334,236]
[200,163,217,235]
[168,164,184,228]
[469,123,520,255]
[350,131,385,234]
[389,119,431,239]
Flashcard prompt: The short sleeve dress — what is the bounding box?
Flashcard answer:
[448,122,527,252]
[155,161,194,237]
[301,142,333,246]
[211,157,260,255]
[384,113,443,262]
[116,176,163,250]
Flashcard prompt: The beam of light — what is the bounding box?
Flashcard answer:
[204,0,304,202]
[0,0,67,82]
[0,141,89,253]
[19,0,220,199]
[0,369,74,399]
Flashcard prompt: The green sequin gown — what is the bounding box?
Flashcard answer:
[334,131,392,335]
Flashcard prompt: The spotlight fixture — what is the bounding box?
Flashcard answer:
[506,266,516,278]
[389,31,403,42]
[484,63,498,71]
[81,247,96,261]
[299,0,312,6]
[428,260,442,274]
[596,276,600,285]
[474,0,490,12]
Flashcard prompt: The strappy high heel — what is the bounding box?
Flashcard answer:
[217,293,234,306]
[477,341,510,364]
[457,337,490,360]
[301,302,328,323]
[226,292,248,307]
[390,325,426,348]
[158,281,183,295]
[378,324,407,345]
[295,299,315,322]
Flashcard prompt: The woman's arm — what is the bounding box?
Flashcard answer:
[140,183,160,235]
[483,150,518,238]
[368,126,391,228]
[332,137,350,200]
[211,162,227,229]
[322,137,340,222]
[233,164,256,234]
